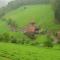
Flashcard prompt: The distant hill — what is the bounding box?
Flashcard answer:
[7,0,50,9]
[0,0,51,18]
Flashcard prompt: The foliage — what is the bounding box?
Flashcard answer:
[0,32,38,45]
[54,0,60,22]
[44,35,53,47]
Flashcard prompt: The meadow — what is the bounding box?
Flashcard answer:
[0,43,60,60]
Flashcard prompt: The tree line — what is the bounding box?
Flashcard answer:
[54,0,60,22]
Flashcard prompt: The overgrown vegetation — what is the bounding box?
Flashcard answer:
[0,32,54,47]
[54,0,60,22]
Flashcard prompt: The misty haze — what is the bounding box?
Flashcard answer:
[0,0,12,8]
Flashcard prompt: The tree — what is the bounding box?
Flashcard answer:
[54,0,60,22]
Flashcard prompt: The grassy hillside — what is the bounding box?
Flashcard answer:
[0,4,59,44]
[0,42,60,60]
[3,4,60,31]
[0,4,59,33]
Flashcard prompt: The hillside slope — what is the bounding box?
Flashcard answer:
[0,4,60,43]
[3,4,60,31]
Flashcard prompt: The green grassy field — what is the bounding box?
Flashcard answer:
[0,42,60,60]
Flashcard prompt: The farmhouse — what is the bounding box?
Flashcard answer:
[24,21,40,34]
[23,21,40,39]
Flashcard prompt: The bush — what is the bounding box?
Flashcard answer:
[0,32,39,46]
[3,33,10,42]
[0,34,4,41]
[0,33,10,42]
[54,0,60,22]
[10,36,17,43]
[44,35,53,47]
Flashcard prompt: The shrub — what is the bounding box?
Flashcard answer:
[10,36,17,43]
[0,33,11,42]
[0,34,4,41]
[44,35,53,47]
